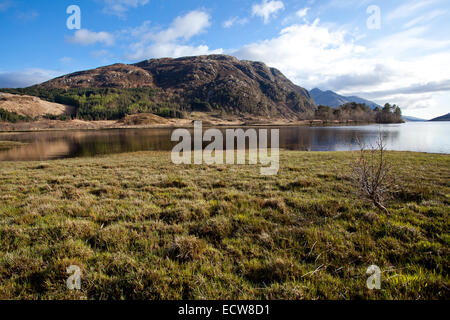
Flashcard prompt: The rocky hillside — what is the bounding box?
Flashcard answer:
[0,92,73,118]
[36,55,316,119]
[38,64,155,89]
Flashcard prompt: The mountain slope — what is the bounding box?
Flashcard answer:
[430,113,450,121]
[310,88,381,109]
[36,55,316,119]
[0,92,73,118]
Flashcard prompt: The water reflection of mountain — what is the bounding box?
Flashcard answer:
[0,129,175,161]
[0,140,72,161]
[0,122,448,161]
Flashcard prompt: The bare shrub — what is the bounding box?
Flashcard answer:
[350,132,396,214]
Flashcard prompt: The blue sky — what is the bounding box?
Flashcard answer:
[0,0,449,119]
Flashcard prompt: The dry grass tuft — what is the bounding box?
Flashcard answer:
[168,235,206,262]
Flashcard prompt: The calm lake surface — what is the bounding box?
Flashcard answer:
[0,122,449,161]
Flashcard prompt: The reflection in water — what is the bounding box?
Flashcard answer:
[0,122,449,161]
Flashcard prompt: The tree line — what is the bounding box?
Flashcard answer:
[0,108,32,122]
[0,87,186,121]
[314,102,403,123]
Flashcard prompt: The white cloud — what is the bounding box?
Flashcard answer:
[103,0,149,17]
[150,10,211,42]
[126,10,221,60]
[296,8,309,18]
[0,69,63,88]
[124,10,223,61]
[369,26,450,58]
[233,18,450,118]
[223,17,249,28]
[68,29,115,46]
[252,0,285,24]
[235,19,367,88]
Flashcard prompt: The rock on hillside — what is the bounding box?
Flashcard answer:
[37,55,316,119]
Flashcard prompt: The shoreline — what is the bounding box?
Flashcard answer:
[1,149,448,164]
[0,118,390,133]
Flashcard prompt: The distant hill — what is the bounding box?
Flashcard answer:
[0,92,73,118]
[310,88,381,109]
[430,113,450,121]
[403,115,426,122]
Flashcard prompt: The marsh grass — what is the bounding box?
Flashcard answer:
[0,150,448,299]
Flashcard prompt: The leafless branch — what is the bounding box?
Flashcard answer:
[350,131,395,214]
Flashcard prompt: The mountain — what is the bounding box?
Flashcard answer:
[430,113,450,121]
[402,115,426,122]
[310,88,381,109]
[35,55,316,119]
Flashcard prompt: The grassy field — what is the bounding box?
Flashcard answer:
[0,151,448,299]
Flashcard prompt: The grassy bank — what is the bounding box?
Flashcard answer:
[0,151,448,299]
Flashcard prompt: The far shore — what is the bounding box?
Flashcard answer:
[0,118,390,133]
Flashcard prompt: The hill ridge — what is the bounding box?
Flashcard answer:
[310,88,381,109]
[430,113,450,121]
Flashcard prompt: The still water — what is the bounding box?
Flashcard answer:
[0,122,449,161]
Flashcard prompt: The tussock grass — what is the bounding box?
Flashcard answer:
[0,150,448,299]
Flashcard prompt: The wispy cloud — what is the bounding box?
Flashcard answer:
[102,0,149,17]
[354,79,450,98]
[386,0,437,21]
[91,50,110,58]
[252,0,285,24]
[223,17,249,28]
[16,10,39,21]
[59,57,73,64]
[68,29,115,46]
[0,0,13,12]
[403,9,446,28]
